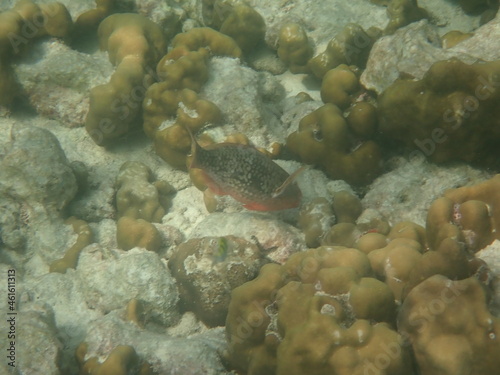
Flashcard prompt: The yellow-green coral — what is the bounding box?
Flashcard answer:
[441,30,473,49]
[298,197,335,248]
[218,3,265,53]
[426,174,500,253]
[277,23,313,73]
[156,46,209,91]
[320,64,363,110]
[172,27,242,58]
[0,1,73,106]
[226,247,412,375]
[143,86,221,168]
[378,59,500,167]
[286,103,382,185]
[308,23,377,79]
[12,0,72,38]
[77,343,154,375]
[75,0,115,33]
[201,0,265,54]
[116,216,162,252]
[399,275,500,375]
[85,13,166,145]
[50,217,92,273]
[384,0,428,34]
[115,161,175,223]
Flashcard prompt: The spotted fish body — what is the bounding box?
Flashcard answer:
[189,135,302,211]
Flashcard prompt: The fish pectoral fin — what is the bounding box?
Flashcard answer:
[272,165,308,198]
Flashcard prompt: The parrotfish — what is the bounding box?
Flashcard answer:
[186,128,303,211]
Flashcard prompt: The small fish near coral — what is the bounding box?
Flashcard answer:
[186,127,304,211]
[212,237,230,265]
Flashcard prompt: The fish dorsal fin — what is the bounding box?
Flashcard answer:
[272,166,307,198]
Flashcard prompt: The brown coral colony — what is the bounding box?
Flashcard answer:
[2,0,500,374]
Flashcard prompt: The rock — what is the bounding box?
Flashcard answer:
[15,303,62,375]
[76,245,180,326]
[362,15,500,94]
[82,313,231,375]
[190,212,306,263]
[21,272,99,374]
[0,126,78,257]
[476,240,500,316]
[362,157,490,226]
[202,57,286,147]
[14,40,112,127]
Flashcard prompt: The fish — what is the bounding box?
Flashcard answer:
[185,127,303,211]
[212,237,229,265]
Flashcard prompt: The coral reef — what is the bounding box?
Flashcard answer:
[399,275,500,375]
[298,197,335,248]
[74,0,115,33]
[201,0,266,54]
[286,103,382,186]
[378,59,500,167]
[320,64,361,110]
[77,343,153,375]
[143,27,239,168]
[2,1,500,374]
[383,0,428,34]
[362,15,500,94]
[308,23,377,79]
[0,0,73,107]
[85,13,166,145]
[226,247,413,375]
[426,174,500,253]
[115,161,174,223]
[50,217,92,273]
[172,27,242,58]
[143,85,221,168]
[277,23,312,73]
[116,216,162,252]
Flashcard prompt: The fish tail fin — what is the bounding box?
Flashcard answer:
[182,124,201,168]
[272,165,308,198]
